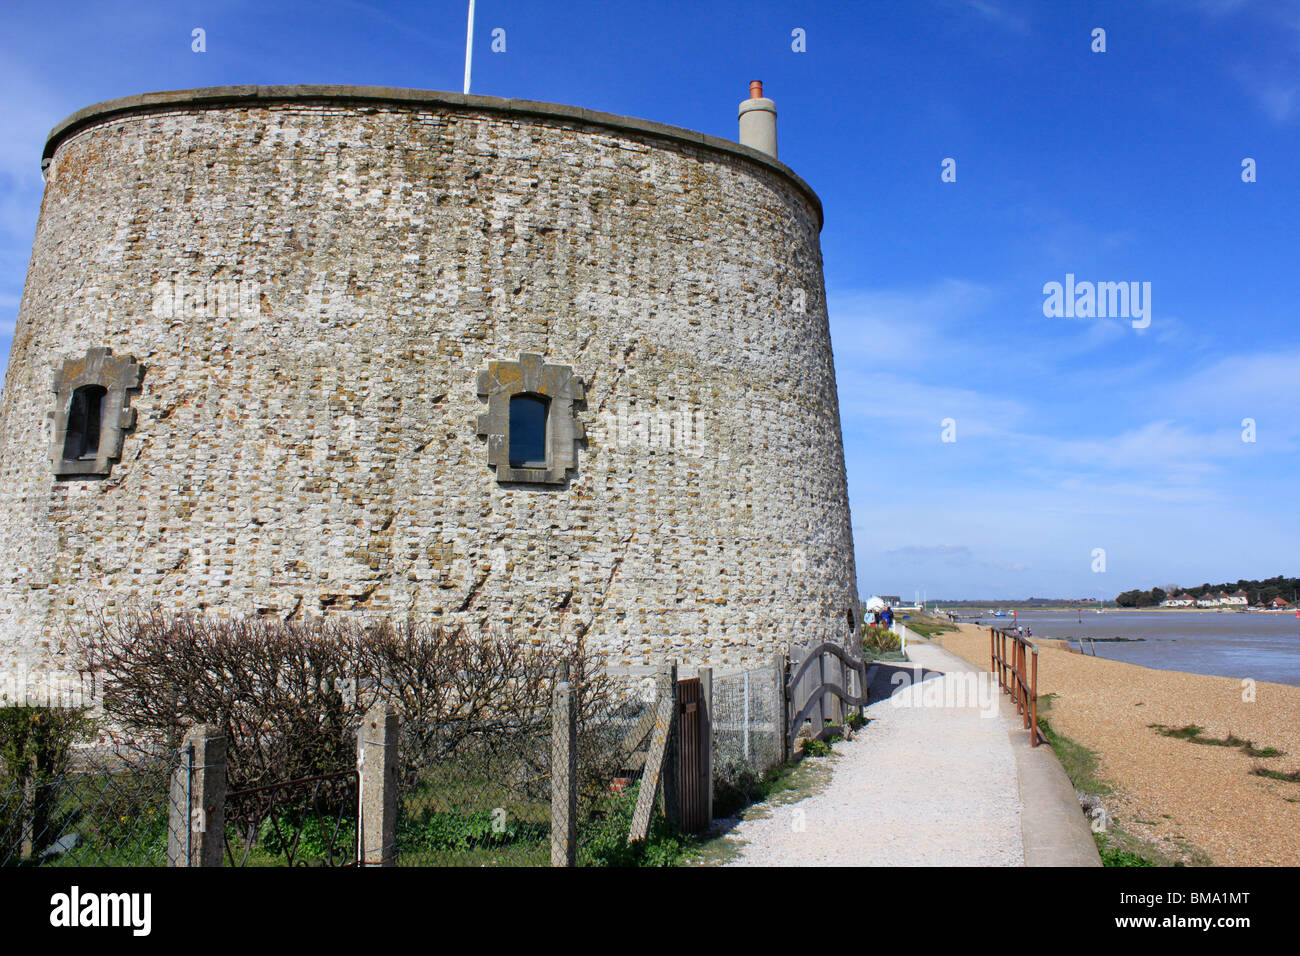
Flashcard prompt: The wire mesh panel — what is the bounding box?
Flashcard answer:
[395,720,553,867]
[710,666,782,801]
[577,680,654,793]
[0,748,177,867]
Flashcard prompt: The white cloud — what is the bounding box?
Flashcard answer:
[962,0,1031,35]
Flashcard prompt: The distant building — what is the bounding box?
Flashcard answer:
[1225,590,1249,606]
[1161,593,1196,607]
[1269,597,1292,609]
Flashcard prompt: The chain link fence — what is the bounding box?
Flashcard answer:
[573,680,655,865]
[1,663,798,867]
[394,716,553,867]
[390,677,660,866]
[0,746,179,867]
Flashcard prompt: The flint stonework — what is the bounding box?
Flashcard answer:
[0,85,857,678]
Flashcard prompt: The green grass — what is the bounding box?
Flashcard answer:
[1037,699,1210,866]
[899,612,959,640]
[1251,767,1300,784]
[1036,701,1111,797]
[862,648,908,663]
[712,754,823,819]
[396,807,549,867]
[1094,834,1156,867]
[1149,723,1285,759]
[576,783,698,867]
[687,756,835,865]
[799,737,833,758]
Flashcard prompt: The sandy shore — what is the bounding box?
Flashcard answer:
[935,623,1300,866]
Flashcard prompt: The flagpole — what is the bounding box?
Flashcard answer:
[463,0,476,95]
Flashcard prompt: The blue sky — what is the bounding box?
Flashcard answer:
[1,0,1297,600]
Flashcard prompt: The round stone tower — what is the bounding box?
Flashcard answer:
[0,85,856,677]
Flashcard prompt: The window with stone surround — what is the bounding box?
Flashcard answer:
[476,353,584,484]
[50,348,142,478]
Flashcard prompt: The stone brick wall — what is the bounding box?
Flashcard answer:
[0,88,857,678]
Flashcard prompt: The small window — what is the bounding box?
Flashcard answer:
[63,385,106,461]
[509,394,549,469]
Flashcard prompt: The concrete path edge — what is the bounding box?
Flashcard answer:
[906,640,1102,867]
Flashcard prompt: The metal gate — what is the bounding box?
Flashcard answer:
[676,677,709,833]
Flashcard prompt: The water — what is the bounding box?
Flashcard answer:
[961,610,1300,687]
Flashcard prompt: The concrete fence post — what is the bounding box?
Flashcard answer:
[698,666,713,826]
[659,661,681,830]
[167,724,226,867]
[550,681,577,867]
[358,701,399,866]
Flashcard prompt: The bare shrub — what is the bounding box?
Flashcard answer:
[79,609,618,794]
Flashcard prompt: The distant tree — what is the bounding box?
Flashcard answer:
[1114,576,1300,608]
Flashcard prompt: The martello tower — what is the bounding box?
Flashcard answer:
[0,83,856,677]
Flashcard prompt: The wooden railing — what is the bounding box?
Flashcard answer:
[783,642,870,756]
[990,627,1041,746]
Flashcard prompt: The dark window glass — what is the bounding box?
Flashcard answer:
[509,394,549,469]
[63,385,106,461]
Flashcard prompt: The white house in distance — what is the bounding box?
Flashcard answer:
[1162,590,1248,608]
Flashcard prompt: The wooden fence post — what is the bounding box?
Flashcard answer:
[358,701,399,866]
[698,667,713,827]
[857,657,867,722]
[167,724,226,867]
[628,691,674,844]
[551,681,578,866]
[830,651,845,726]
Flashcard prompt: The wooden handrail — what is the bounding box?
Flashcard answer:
[990,626,1041,746]
[787,641,867,689]
[784,641,870,752]
[787,681,870,737]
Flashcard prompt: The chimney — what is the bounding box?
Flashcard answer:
[738,80,777,159]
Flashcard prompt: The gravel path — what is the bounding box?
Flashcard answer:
[718,642,1024,866]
